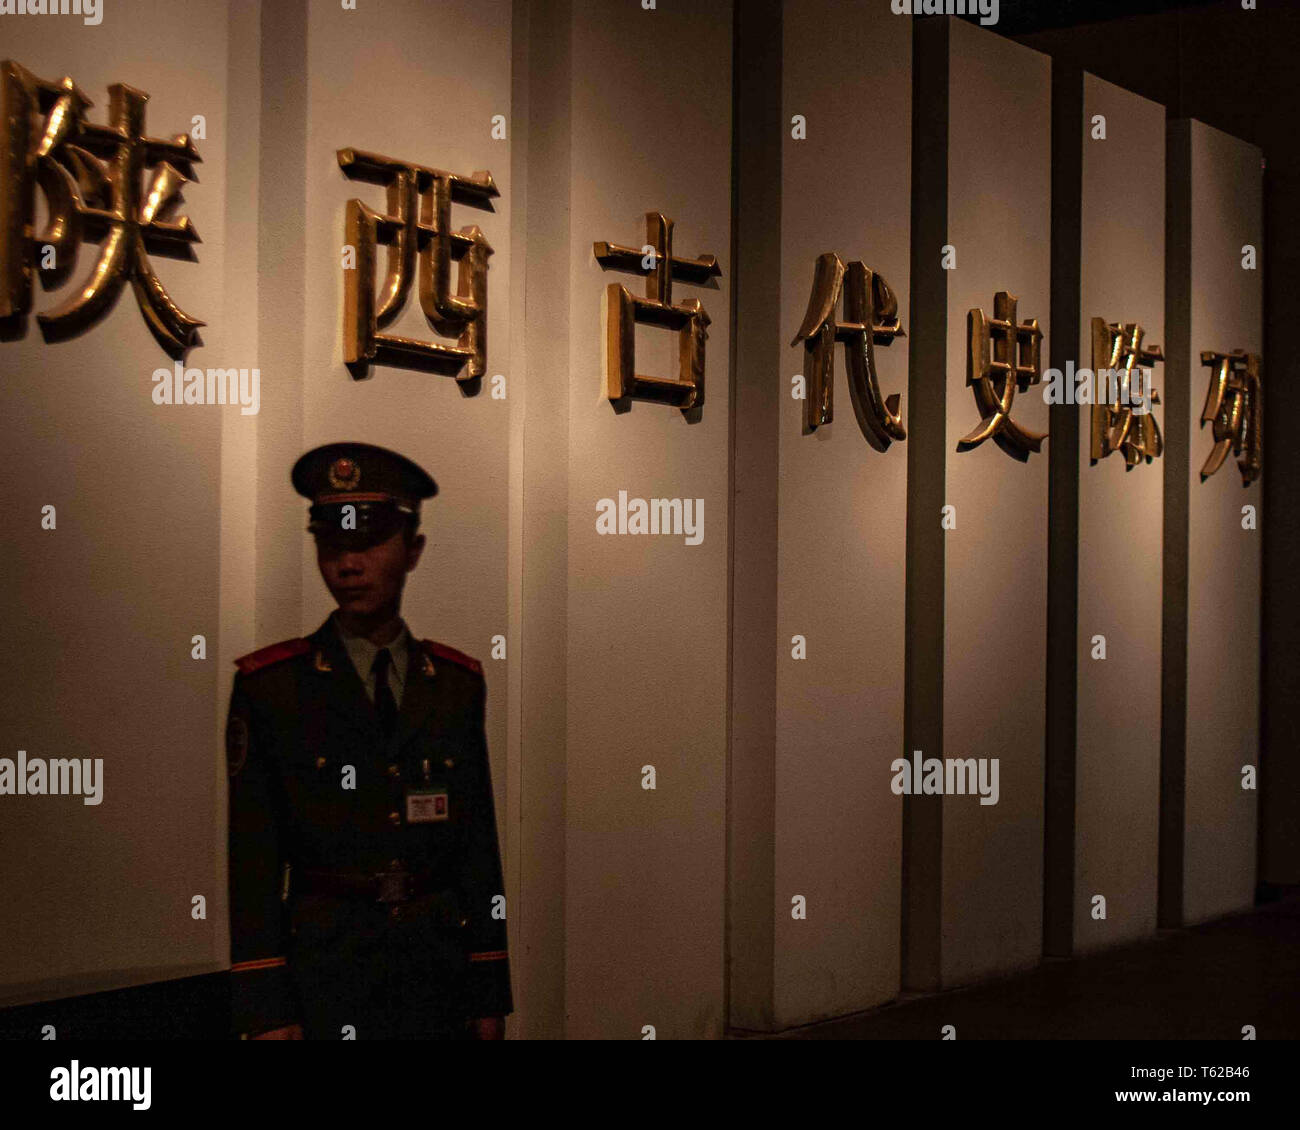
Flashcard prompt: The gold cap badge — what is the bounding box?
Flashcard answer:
[328,457,361,490]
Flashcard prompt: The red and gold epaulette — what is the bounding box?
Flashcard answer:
[234,638,311,675]
[421,639,483,676]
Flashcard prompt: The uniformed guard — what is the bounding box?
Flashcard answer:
[226,442,511,1040]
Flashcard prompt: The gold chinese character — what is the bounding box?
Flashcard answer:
[338,148,497,382]
[960,290,1046,461]
[1199,349,1262,485]
[1090,318,1164,467]
[593,212,721,415]
[0,60,204,354]
[790,253,906,450]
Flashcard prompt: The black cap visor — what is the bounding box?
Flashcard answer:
[309,501,412,550]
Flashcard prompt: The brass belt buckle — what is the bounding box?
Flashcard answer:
[376,869,410,903]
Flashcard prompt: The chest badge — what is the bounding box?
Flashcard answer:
[405,789,449,823]
[406,757,448,823]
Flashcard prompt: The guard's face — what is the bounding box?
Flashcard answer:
[315,529,425,617]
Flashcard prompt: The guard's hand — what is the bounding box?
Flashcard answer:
[470,1016,504,1040]
[251,1024,304,1040]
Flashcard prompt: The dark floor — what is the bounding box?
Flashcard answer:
[748,894,1300,1040]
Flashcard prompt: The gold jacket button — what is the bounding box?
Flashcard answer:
[388,811,401,825]
[443,757,454,769]
[387,764,400,778]
[315,756,326,769]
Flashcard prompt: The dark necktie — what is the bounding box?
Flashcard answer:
[372,648,398,741]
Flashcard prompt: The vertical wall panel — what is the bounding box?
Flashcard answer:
[1175,120,1262,924]
[0,2,235,1004]
[773,0,910,1026]
[1073,74,1165,952]
[940,19,1052,988]
[565,0,733,1039]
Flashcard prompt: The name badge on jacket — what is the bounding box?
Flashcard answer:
[406,788,449,824]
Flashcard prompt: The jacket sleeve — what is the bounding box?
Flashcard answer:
[459,674,514,1018]
[226,672,299,1037]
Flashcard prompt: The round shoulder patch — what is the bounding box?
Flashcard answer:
[226,714,249,778]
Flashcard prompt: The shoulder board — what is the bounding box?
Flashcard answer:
[235,638,311,675]
[422,639,483,676]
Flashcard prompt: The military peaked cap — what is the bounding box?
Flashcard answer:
[292,442,437,545]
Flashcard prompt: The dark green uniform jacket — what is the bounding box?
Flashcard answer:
[226,617,512,1039]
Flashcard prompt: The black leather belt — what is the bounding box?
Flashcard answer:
[296,866,460,916]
